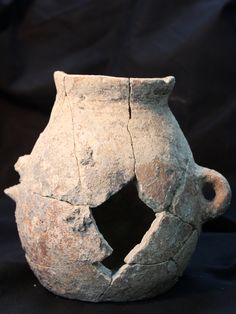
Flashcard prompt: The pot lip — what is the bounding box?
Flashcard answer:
[54,71,175,84]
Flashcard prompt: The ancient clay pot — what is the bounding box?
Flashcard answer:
[5,72,231,302]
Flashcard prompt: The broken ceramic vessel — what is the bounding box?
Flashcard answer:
[5,72,231,302]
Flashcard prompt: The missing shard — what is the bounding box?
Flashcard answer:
[91,178,156,272]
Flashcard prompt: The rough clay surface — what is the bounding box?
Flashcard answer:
[5,72,231,302]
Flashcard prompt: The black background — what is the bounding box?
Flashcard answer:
[0,0,236,313]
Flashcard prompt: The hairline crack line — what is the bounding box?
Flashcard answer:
[63,75,82,189]
[127,78,136,178]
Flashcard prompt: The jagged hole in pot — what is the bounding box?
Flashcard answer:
[91,178,155,273]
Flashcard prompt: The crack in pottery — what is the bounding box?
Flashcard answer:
[4,72,231,302]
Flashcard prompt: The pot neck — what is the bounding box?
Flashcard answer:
[54,71,175,105]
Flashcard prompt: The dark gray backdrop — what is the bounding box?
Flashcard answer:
[0,1,236,313]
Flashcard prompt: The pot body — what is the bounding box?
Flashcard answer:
[5,72,231,302]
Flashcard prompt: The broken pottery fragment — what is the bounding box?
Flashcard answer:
[5,72,231,302]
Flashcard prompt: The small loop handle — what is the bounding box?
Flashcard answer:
[198,167,231,222]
